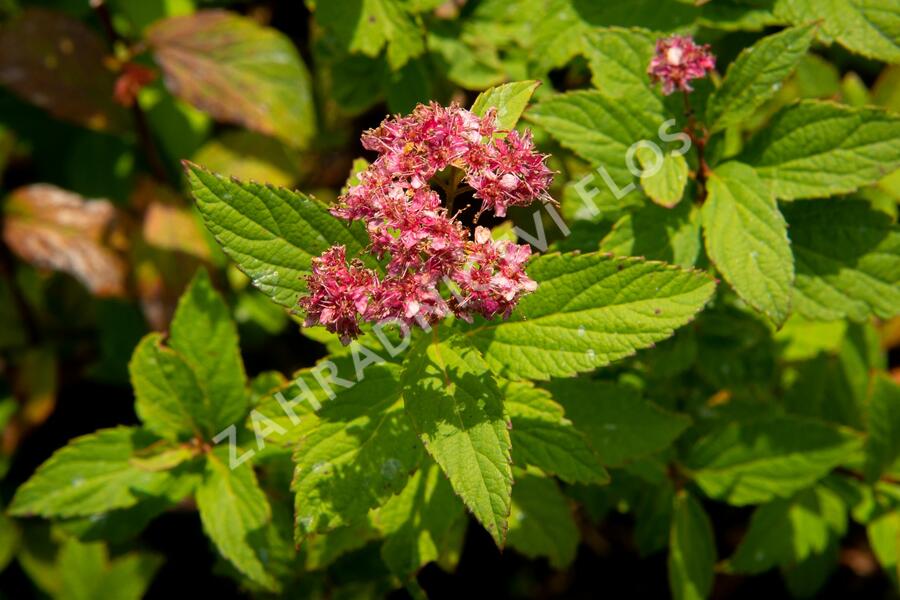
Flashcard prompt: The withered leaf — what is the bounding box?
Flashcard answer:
[0,9,129,133]
[3,185,128,297]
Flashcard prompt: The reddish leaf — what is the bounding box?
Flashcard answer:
[2,185,128,297]
[147,10,316,147]
[0,9,129,132]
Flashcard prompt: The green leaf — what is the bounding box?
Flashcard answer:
[864,374,900,482]
[527,90,665,205]
[668,491,716,600]
[638,147,689,208]
[684,416,864,505]
[169,268,248,432]
[867,510,900,587]
[458,251,716,380]
[9,427,174,518]
[503,381,608,484]
[471,80,541,131]
[185,162,371,308]
[739,101,900,199]
[0,508,17,573]
[196,451,277,591]
[374,462,465,578]
[507,474,579,569]
[582,27,661,111]
[706,24,816,132]
[727,486,846,574]
[315,0,425,70]
[775,0,900,63]
[147,11,316,147]
[703,162,794,326]
[401,336,513,548]
[546,379,690,466]
[129,334,209,440]
[292,362,424,536]
[528,0,698,73]
[58,538,163,600]
[781,199,900,321]
[601,201,702,267]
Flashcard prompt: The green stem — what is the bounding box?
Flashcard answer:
[682,91,710,203]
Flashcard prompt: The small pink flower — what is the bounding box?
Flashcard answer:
[451,227,537,320]
[648,35,716,95]
[298,246,379,344]
[301,101,553,343]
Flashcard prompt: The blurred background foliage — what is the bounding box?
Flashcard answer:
[0,0,898,598]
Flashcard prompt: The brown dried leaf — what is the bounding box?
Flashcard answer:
[0,9,129,133]
[2,184,128,297]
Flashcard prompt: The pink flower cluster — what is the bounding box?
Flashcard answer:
[299,102,553,343]
[648,35,716,95]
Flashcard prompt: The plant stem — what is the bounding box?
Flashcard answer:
[444,168,464,214]
[0,244,38,344]
[91,0,170,184]
[682,91,710,204]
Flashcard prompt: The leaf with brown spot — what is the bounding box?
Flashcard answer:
[2,184,128,297]
[0,9,129,133]
[147,10,316,148]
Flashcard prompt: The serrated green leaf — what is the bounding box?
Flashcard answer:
[9,427,174,518]
[697,1,781,31]
[130,334,209,440]
[864,374,900,482]
[529,0,698,73]
[185,163,371,308]
[507,473,578,569]
[775,0,900,62]
[601,201,702,267]
[315,0,425,70]
[638,147,689,208]
[546,379,690,466]
[147,11,316,147]
[503,381,608,484]
[169,268,248,432]
[739,101,900,200]
[374,462,465,578]
[704,162,794,326]
[727,486,846,574]
[582,27,661,111]
[458,252,716,380]
[706,24,816,132]
[782,199,900,321]
[527,90,665,206]
[471,80,540,131]
[401,336,512,548]
[292,362,424,536]
[196,451,277,591]
[668,491,716,600]
[684,416,864,505]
